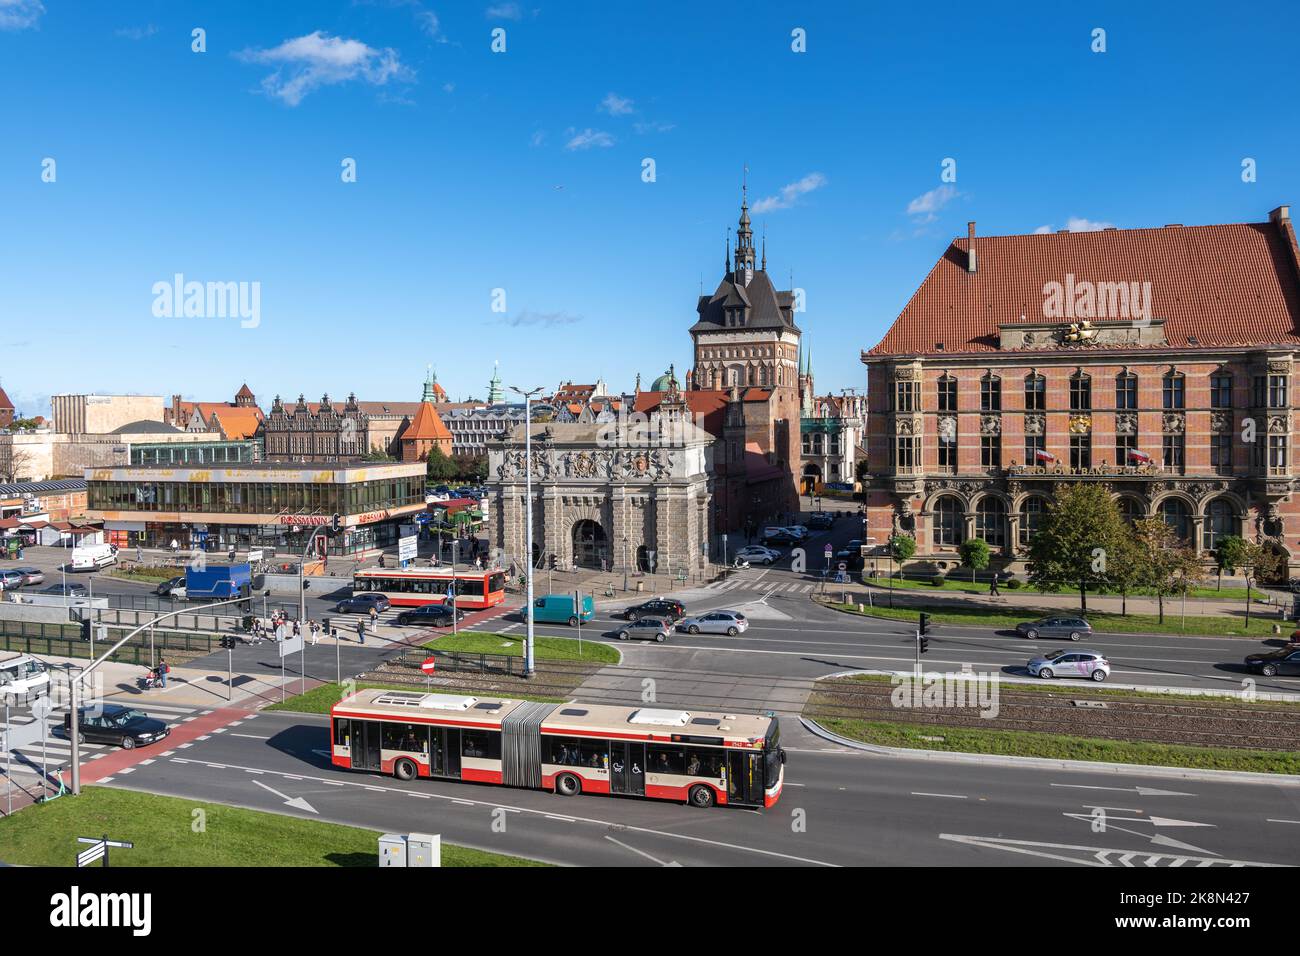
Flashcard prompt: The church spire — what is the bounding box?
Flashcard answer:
[761,223,767,271]
[734,174,756,281]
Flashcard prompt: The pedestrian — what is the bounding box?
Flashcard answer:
[474,554,482,570]
[135,544,143,564]
[228,545,236,562]
[274,619,285,643]
[356,619,366,645]
[170,538,179,555]
[988,577,1001,597]
[293,619,301,638]
[158,657,170,688]
[310,620,320,645]
[368,605,378,626]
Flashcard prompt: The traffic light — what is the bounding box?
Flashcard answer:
[918,613,930,655]
[330,513,341,533]
[919,612,930,635]
[220,635,237,650]
[919,633,929,655]
[79,618,92,642]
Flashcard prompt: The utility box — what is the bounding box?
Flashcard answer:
[378,832,441,867]
[378,833,407,867]
[406,832,441,867]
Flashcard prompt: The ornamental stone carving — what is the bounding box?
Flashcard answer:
[1068,414,1092,435]
[1115,413,1137,436]
[1162,413,1185,434]
[1210,411,1231,433]
[896,418,915,436]
[893,366,919,380]
[1269,414,1291,434]
[1183,480,1229,501]
[1268,361,1292,373]
[937,416,957,442]
[980,414,1001,436]
[1024,414,1045,436]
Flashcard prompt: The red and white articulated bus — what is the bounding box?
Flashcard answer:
[352,567,506,611]
[330,688,786,809]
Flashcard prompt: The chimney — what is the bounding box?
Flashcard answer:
[966,221,977,273]
[1270,204,1291,224]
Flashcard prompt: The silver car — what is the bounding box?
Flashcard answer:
[1027,648,1110,681]
[616,617,670,643]
[678,610,748,636]
[1016,616,1093,641]
[14,567,44,586]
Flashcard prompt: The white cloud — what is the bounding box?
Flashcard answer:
[0,0,44,30]
[236,31,412,106]
[633,120,674,134]
[905,184,959,223]
[486,2,523,20]
[114,24,158,40]
[751,172,827,214]
[442,81,455,93]
[415,10,445,41]
[565,128,614,151]
[529,129,547,147]
[599,92,634,116]
[1035,216,1114,234]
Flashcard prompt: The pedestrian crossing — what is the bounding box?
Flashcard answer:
[704,576,826,594]
[0,698,212,789]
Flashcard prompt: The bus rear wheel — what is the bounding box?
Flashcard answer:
[688,785,715,809]
[556,773,581,797]
[394,758,417,781]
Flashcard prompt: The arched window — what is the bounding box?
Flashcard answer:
[1018,495,1048,546]
[1202,499,1238,552]
[1160,498,1192,543]
[1117,497,1143,525]
[1024,372,1046,411]
[976,497,1007,548]
[934,496,964,547]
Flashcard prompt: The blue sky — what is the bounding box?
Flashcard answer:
[2,1,1298,417]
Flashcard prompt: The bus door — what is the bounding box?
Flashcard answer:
[726,750,763,807]
[428,726,461,778]
[610,741,645,796]
[354,720,382,771]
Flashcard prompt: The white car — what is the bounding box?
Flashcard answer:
[0,654,50,697]
[734,545,780,565]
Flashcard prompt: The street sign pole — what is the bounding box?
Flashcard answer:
[227,644,233,701]
[4,698,10,817]
[574,588,582,658]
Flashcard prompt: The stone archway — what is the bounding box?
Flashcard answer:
[571,519,609,569]
[802,463,822,496]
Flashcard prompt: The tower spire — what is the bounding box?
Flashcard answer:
[734,172,755,280]
[761,223,767,271]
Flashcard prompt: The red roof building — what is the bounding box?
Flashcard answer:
[861,205,1300,581]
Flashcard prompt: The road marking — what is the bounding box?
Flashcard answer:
[253,778,318,814]
[941,834,1283,867]
[605,835,680,866]
[545,814,576,822]
[911,791,967,799]
[230,734,269,740]
[1052,784,1196,798]
[1266,819,1300,824]
[1081,806,1144,814]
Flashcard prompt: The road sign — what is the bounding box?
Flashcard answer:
[420,657,437,675]
[838,561,847,571]
[399,534,418,562]
[77,844,104,867]
[278,634,304,657]
[824,545,833,557]
[248,549,264,562]
[76,835,134,868]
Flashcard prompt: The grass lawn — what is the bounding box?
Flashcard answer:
[825,600,1281,638]
[265,681,571,714]
[812,716,1300,774]
[105,565,185,584]
[424,629,620,664]
[0,786,548,867]
[874,576,1264,602]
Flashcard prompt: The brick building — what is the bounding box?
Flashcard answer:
[862,205,1300,580]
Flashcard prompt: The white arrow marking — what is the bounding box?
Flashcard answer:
[604,835,680,866]
[1149,816,1215,828]
[253,779,318,814]
[1062,814,1218,856]
[1051,784,1195,797]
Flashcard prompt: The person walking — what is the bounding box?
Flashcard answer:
[158,657,170,688]
[988,577,1001,598]
[309,620,320,645]
[170,538,179,555]
[135,544,143,564]
[356,619,366,645]
[368,605,379,627]
[228,545,236,562]
[292,619,301,639]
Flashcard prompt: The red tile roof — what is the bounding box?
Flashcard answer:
[635,389,730,436]
[402,402,452,441]
[868,213,1300,357]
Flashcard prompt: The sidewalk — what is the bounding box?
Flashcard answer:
[846,580,1292,624]
[31,653,300,710]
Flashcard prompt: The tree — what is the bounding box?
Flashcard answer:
[958,538,990,584]
[1026,484,1128,613]
[1130,518,1204,624]
[1216,537,1282,625]
[0,445,35,483]
[425,446,458,482]
[889,533,916,564]
[1103,526,1143,616]
[1215,535,1250,592]
[453,454,488,482]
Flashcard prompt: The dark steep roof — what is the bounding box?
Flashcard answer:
[692,269,800,334]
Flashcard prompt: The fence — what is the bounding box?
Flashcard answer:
[104,592,302,619]
[0,617,219,665]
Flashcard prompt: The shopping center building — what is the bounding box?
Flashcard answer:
[862,205,1300,581]
[85,461,427,557]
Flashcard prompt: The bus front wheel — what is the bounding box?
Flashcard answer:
[394,758,418,782]
[556,773,581,797]
[688,785,715,809]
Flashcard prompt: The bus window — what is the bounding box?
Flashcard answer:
[333,719,351,748]
[461,729,501,760]
[382,722,426,754]
[684,747,722,778]
[488,572,505,593]
[648,744,685,774]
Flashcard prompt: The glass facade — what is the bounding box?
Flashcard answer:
[88,474,423,515]
[130,441,260,466]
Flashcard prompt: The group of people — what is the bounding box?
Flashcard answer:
[247,612,330,645]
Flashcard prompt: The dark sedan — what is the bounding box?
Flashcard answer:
[624,599,685,622]
[395,603,464,627]
[335,593,392,614]
[1244,648,1300,677]
[63,704,170,750]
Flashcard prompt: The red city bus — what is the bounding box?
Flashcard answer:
[330,689,786,809]
[352,567,506,611]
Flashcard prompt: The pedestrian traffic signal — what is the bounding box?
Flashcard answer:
[220,636,237,650]
[330,513,341,533]
[80,618,92,642]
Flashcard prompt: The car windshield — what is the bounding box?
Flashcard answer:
[109,709,148,726]
[1045,650,1069,661]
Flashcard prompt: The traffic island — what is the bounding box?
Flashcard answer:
[0,786,549,866]
[803,673,1300,774]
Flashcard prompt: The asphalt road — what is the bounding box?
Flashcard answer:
[97,709,1300,867]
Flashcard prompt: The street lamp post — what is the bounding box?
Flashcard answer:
[510,385,543,678]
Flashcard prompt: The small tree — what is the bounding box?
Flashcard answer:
[425,446,458,482]
[1130,518,1204,623]
[958,538,991,584]
[1026,484,1130,612]
[1215,535,1250,592]
[1104,526,1143,616]
[889,533,916,565]
[1232,540,1283,625]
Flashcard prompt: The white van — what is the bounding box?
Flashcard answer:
[0,654,50,697]
[70,542,117,571]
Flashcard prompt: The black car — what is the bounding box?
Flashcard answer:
[764,530,799,546]
[835,539,865,560]
[395,603,464,627]
[1244,648,1300,677]
[335,593,392,614]
[63,704,170,750]
[40,582,90,597]
[624,599,685,622]
[808,513,834,530]
[155,576,186,596]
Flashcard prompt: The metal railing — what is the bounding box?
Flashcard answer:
[0,618,219,663]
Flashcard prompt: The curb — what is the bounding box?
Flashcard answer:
[819,667,1300,703]
[798,716,1300,787]
[812,595,1282,642]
